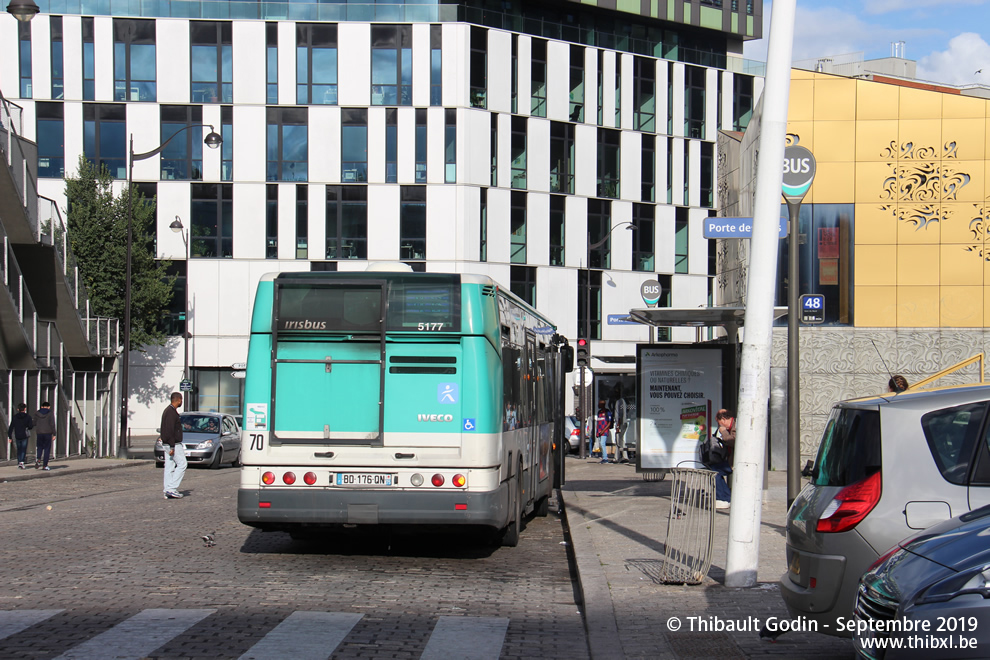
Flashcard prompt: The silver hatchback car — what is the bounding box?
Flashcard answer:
[155,412,242,469]
[781,383,990,637]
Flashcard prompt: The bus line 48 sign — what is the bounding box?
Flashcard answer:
[801,294,825,324]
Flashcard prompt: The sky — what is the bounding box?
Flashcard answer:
[741,0,990,87]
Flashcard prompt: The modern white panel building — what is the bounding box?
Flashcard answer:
[1,0,765,441]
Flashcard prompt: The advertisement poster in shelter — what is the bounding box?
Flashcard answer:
[636,346,727,471]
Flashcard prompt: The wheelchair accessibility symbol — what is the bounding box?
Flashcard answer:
[463,418,475,432]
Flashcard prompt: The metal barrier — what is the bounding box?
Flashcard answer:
[659,467,716,584]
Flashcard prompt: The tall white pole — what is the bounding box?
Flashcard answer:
[725,0,797,587]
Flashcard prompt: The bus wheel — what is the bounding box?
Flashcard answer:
[534,493,549,517]
[501,467,523,547]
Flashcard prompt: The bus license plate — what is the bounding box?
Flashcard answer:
[334,473,394,487]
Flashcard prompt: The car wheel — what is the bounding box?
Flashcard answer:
[209,447,223,470]
[231,449,241,468]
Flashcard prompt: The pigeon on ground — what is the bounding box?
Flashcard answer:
[202,532,216,548]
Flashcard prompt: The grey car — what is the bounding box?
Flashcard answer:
[781,384,990,637]
[155,412,242,469]
[853,504,990,658]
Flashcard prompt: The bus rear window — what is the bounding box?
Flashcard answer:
[276,279,460,333]
[812,407,881,488]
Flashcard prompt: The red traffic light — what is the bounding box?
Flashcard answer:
[577,338,587,346]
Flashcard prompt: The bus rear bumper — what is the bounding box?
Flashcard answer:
[237,484,510,530]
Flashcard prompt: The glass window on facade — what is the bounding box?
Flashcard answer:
[666,136,674,204]
[161,260,186,337]
[634,56,655,132]
[36,102,64,179]
[511,265,536,306]
[510,34,518,114]
[415,108,427,183]
[775,203,855,325]
[50,16,63,100]
[385,108,398,183]
[550,121,574,194]
[470,26,486,108]
[510,190,526,264]
[569,44,584,123]
[295,184,308,259]
[700,141,714,208]
[596,50,604,126]
[510,115,527,189]
[190,183,233,258]
[160,105,204,180]
[632,203,655,271]
[588,199,611,270]
[326,185,368,260]
[531,38,547,118]
[685,64,706,139]
[266,22,278,104]
[341,108,367,183]
[444,108,456,184]
[19,22,32,98]
[191,21,232,104]
[82,17,95,101]
[597,128,620,198]
[578,269,603,341]
[297,23,338,105]
[221,105,233,181]
[430,25,442,106]
[733,74,754,131]
[549,194,564,267]
[83,103,126,178]
[615,52,622,126]
[479,187,488,262]
[490,113,498,187]
[642,134,655,202]
[267,107,308,182]
[674,207,688,274]
[266,184,277,259]
[371,25,411,106]
[113,18,157,102]
[400,185,426,261]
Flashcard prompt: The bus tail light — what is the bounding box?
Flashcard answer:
[283,472,296,485]
[452,474,466,488]
[411,473,424,486]
[303,472,317,485]
[262,472,275,485]
[431,474,445,487]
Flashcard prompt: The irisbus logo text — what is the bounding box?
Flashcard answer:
[281,320,327,330]
[418,414,454,422]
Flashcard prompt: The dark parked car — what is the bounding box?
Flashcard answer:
[854,505,990,658]
[155,412,242,469]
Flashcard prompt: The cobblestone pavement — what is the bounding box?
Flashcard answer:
[0,462,587,659]
[561,456,856,659]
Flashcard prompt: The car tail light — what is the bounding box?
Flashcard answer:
[282,472,296,485]
[303,472,317,485]
[816,471,882,533]
[262,472,275,485]
[432,474,445,487]
[452,474,466,488]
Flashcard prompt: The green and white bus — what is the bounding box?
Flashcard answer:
[237,268,570,545]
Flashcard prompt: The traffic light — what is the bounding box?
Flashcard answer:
[576,338,588,368]
[561,345,574,373]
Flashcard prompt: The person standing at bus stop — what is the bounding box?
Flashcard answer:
[594,399,613,463]
[161,392,187,499]
[611,384,629,464]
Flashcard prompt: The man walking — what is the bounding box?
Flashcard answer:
[7,403,34,469]
[33,402,56,471]
[161,392,186,499]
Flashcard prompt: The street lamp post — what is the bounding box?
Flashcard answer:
[119,125,221,456]
[6,0,40,21]
[578,221,636,459]
[169,216,190,383]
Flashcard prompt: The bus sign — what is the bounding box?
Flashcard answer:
[801,294,825,324]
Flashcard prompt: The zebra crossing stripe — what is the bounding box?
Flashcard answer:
[420,616,509,660]
[238,611,364,660]
[53,608,214,660]
[0,610,63,641]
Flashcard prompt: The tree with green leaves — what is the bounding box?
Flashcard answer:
[65,156,174,350]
